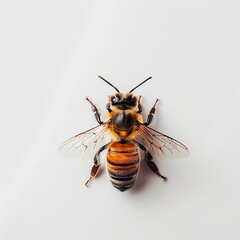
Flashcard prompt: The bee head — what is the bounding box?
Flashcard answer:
[110,93,137,107]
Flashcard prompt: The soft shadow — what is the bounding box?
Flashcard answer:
[130,163,153,193]
[130,149,168,194]
[130,159,166,194]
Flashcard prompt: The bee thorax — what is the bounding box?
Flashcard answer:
[113,112,135,136]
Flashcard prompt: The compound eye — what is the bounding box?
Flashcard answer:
[126,96,132,102]
[112,96,119,104]
[132,96,137,104]
[126,96,135,106]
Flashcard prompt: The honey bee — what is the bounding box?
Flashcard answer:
[60,76,188,192]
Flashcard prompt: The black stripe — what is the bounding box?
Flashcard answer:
[109,172,137,179]
[108,168,138,177]
[110,178,135,186]
[112,183,134,192]
[110,176,134,182]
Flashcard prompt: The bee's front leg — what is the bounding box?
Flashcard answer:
[144,99,159,126]
[137,96,143,113]
[86,97,103,124]
[106,102,112,112]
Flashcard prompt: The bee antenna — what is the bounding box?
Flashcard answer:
[98,75,120,93]
[129,77,152,93]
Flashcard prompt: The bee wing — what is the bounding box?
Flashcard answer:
[59,123,110,154]
[138,124,189,157]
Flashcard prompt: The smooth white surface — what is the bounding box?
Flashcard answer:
[1,1,240,240]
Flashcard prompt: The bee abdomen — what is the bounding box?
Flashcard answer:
[107,142,139,192]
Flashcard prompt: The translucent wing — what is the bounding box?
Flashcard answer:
[138,124,189,157]
[60,123,110,154]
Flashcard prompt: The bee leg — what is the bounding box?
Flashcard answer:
[137,142,167,182]
[106,102,112,112]
[145,157,168,182]
[144,99,159,126]
[85,161,100,187]
[85,144,109,187]
[86,97,103,124]
[137,96,143,113]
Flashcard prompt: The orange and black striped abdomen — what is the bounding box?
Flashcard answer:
[107,141,139,192]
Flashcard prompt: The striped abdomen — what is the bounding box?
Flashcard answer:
[107,141,139,192]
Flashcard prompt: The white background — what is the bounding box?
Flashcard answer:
[1,1,240,240]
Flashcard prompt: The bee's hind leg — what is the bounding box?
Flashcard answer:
[136,142,167,182]
[145,154,168,182]
[85,161,100,187]
[85,144,109,187]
